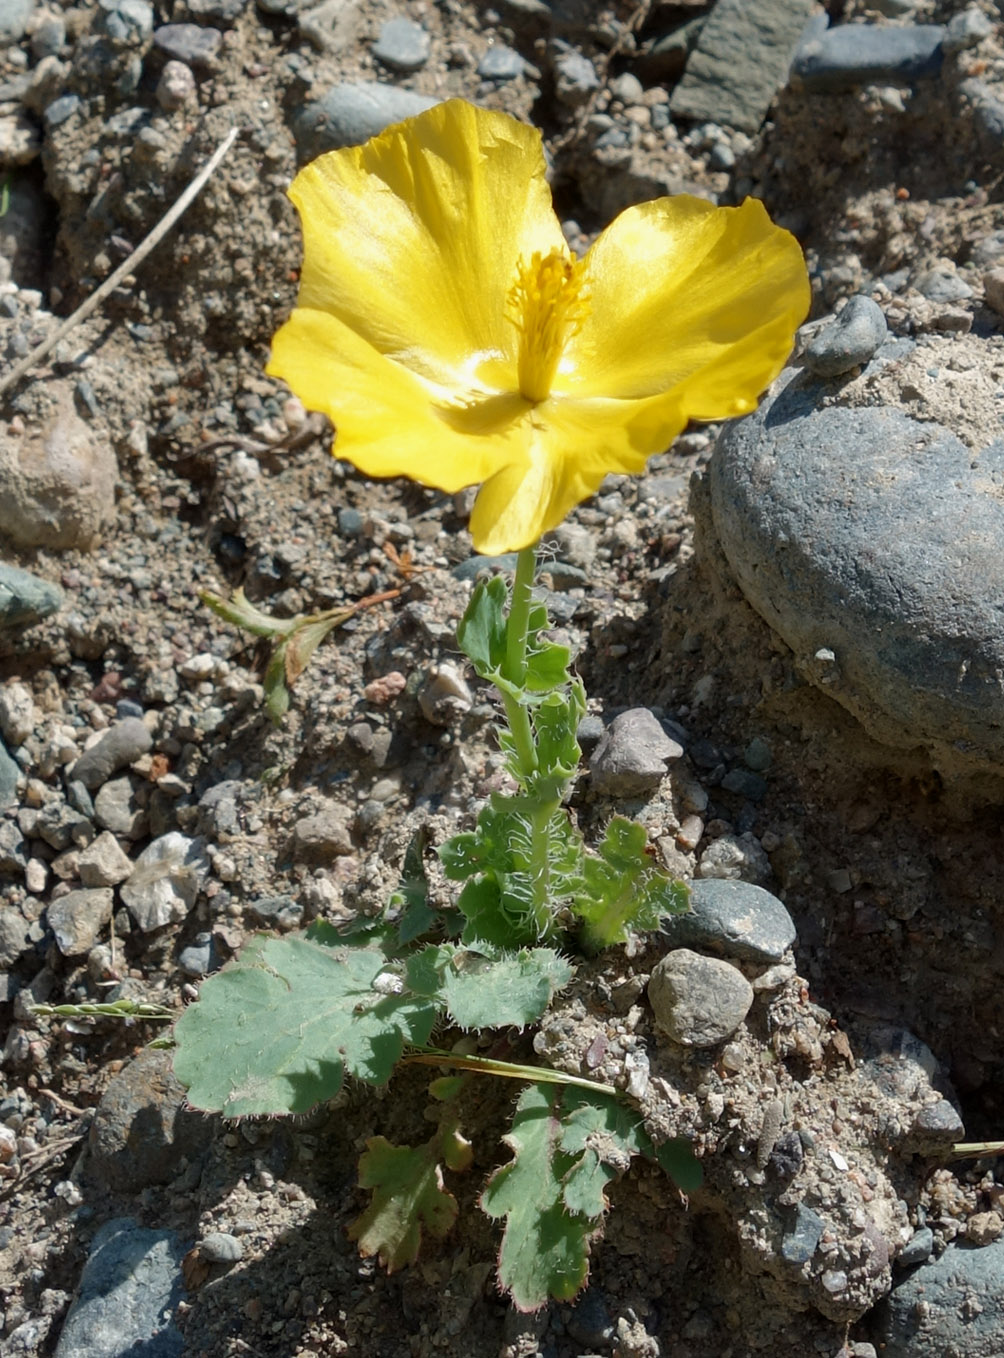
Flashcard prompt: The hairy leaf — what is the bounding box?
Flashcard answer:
[349,1136,458,1270]
[558,1090,649,1218]
[456,575,508,680]
[173,935,439,1116]
[576,817,690,949]
[443,949,572,1029]
[481,1083,597,1311]
[652,1137,704,1193]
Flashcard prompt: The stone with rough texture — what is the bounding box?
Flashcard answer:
[120,832,209,930]
[670,0,816,133]
[0,564,62,628]
[0,0,34,44]
[77,830,133,886]
[590,708,683,796]
[804,295,889,376]
[292,82,439,160]
[0,389,117,551]
[47,888,113,955]
[86,1047,207,1191]
[0,734,17,809]
[152,21,221,64]
[876,1239,1004,1356]
[705,368,1004,776]
[478,44,524,79]
[662,878,796,964]
[649,948,754,1047]
[292,804,353,862]
[792,22,944,92]
[53,1217,186,1358]
[71,717,152,790]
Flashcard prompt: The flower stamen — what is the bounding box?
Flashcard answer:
[507,249,589,404]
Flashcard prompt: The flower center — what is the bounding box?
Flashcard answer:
[507,248,588,404]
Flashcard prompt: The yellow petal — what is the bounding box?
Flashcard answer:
[288,99,567,391]
[469,398,658,555]
[564,196,810,411]
[267,306,518,490]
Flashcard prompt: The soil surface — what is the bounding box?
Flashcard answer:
[3,0,1004,1356]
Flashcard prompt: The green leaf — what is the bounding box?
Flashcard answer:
[172,935,439,1116]
[456,575,508,680]
[481,1083,595,1310]
[390,829,439,944]
[443,949,572,1030]
[348,1136,458,1270]
[284,613,346,683]
[264,644,291,725]
[576,817,690,950]
[200,586,295,638]
[653,1137,704,1193]
[558,1090,649,1218]
[524,599,574,693]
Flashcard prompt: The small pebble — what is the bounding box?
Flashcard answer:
[648,948,753,1047]
[156,58,196,109]
[372,16,429,72]
[804,295,889,377]
[477,44,524,80]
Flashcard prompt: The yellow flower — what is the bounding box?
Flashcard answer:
[268,99,810,555]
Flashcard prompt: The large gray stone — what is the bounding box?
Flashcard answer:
[292,82,439,160]
[792,21,944,92]
[649,948,754,1047]
[670,0,817,133]
[53,1217,185,1358]
[0,563,62,628]
[662,879,796,964]
[876,1239,1004,1356]
[704,368,1004,776]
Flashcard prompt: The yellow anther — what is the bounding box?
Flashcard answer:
[507,248,588,404]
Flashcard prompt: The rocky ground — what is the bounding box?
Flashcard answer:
[4,0,1004,1355]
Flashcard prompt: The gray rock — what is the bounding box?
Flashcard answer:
[670,0,816,134]
[0,908,32,966]
[781,1203,825,1264]
[452,552,519,581]
[96,0,154,45]
[649,947,754,1047]
[554,50,599,105]
[661,878,796,965]
[478,44,525,79]
[0,386,116,550]
[372,16,429,71]
[720,768,767,801]
[152,22,221,64]
[961,79,1004,154]
[292,82,439,160]
[30,8,63,53]
[47,888,114,956]
[608,71,643,103]
[566,1289,614,1346]
[0,564,62,630]
[590,708,683,796]
[247,893,304,929]
[905,1097,965,1152]
[155,59,196,109]
[120,832,209,930]
[804,295,889,377]
[860,1026,941,1101]
[53,1218,186,1358]
[35,802,93,851]
[86,1047,208,1192]
[200,1231,243,1263]
[0,0,33,44]
[177,932,215,976]
[71,718,152,790]
[0,682,34,746]
[791,22,944,92]
[0,735,17,810]
[0,818,26,873]
[94,776,146,838]
[897,1227,934,1268]
[292,805,353,862]
[913,265,973,303]
[696,832,772,885]
[43,93,80,129]
[77,831,133,887]
[876,1239,1004,1356]
[296,0,364,52]
[704,368,1004,776]
[944,8,992,53]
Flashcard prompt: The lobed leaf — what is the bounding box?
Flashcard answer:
[576,817,690,950]
[348,1136,458,1271]
[456,575,508,681]
[173,935,439,1116]
[481,1083,594,1310]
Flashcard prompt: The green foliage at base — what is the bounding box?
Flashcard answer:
[176,550,699,1311]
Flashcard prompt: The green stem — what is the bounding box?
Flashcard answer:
[500,543,539,780]
[404,1048,619,1099]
